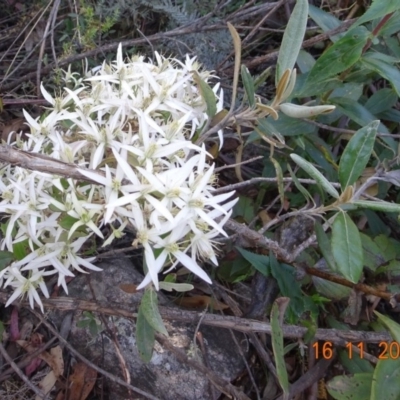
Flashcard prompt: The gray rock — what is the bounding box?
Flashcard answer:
[50,257,246,399]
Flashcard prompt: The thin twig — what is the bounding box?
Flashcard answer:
[1,23,229,92]
[37,0,62,93]
[0,340,47,399]
[0,337,57,382]
[304,118,400,138]
[215,155,263,172]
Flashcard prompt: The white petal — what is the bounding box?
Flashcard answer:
[174,251,211,284]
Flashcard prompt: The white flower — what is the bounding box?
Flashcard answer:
[4,266,50,312]
[67,192,104,239]
[102,220,128,247]
[137,224,211,290]
[40,82,84,114]
[0,43,237,309]
[107,148,175,225]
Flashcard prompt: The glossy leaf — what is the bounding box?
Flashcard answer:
[304,26,370,87]
[371,357,400,400]
[271,157,285,206]
[270,255,306,321]
[364,88,398,114]
[136,304,155,362]
[241,65,255,107]
[236,247,269,276]
[374,311,400,342]
[315,222,337,272]
[0,251,14,271]
[338,120,378,189]
[332,98,396,150]
[362,55,400,97]
[192,71,217,118]
[353,0,400,28]
[287,163,314,205]
[327,373,372,400]
[276,0,309,83]
[290,154,340,198]
[13,240,28,261]
[141,289,168,336]
[338,349,374,374]
[308,4,344,42]
[270,301,289,398]
[353,200,400,213]
[331,213,363,283]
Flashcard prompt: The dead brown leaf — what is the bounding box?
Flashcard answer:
[175,295,229,310]
[66,362,98,400]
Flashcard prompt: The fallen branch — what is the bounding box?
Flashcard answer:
[0,292,391,344]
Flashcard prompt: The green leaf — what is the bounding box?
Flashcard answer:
[353,0,400,28]
[332,98,396,150]
[136,304,155,362]
[327,373,372,400]
[271,157,285,206]
[371,357,400,400]
[59,214,79,230]
[338,349,374,374]
[287,163,314,204]
[315,222,337,272]
[276,0,309,83]
[331,213,364,283]
[158,282,194,292]
[232,195,255,223]
[270,255,306,321]
[265,112,316,137]
[0,251,14,271]
[374,311,400,342]
[241,65,255,107]
[338,120,378,189]
[365,88,398,114]
[296,50,316,73]
[353,200,400,213]
[236,247,269,276]
[313,273,352,300]
[254,66,272,90]
[270,301,289,397]
[290,154,340,199]
[362,54,400,97]
[192,71,217,118]
[360,233,385,271]
[140,289,168,336]
[304,26,370,87]
[308,4,344,42]
[332,98,387,130]
[13,240,29,261]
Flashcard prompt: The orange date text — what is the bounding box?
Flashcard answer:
[312,341,400,360]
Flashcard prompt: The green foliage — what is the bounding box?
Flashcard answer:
[338,120,378,189]
[331,212,363,283]
[76,311,103,337]
[271,300,289,398]
[136,303,155,362]
[136,288,168,361]
[223,2,400,393]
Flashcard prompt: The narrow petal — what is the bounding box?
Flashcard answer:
[174,251,211,284]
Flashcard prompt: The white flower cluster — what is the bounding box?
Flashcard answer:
[0,45,237,311]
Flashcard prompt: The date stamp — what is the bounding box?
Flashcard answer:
[312,341,400,360]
